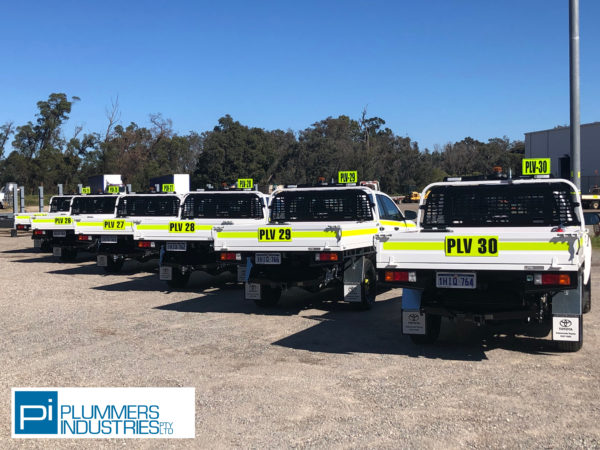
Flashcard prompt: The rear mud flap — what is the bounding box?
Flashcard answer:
[343,257,365,302]
[552,273,583,342]
[159,265,173,281]
[402,311,426,335]
[245,282,260,300]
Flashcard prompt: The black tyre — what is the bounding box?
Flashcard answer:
[103,257,124,274]
[556,339,583,352]
[359,259,377,310]
[409,314,442,345]
[583,274,591,314]
[254,285,282,307]
[40,240,52,252]
[166,269,191,288]
[59,248,77,262]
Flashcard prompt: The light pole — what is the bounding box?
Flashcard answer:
[569,0,581,191]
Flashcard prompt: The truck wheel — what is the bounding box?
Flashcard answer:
[167,270,191,288]
[556,340,583,352]
[103,257,124,274]
[583,275,591,314]
[254,286,282,307]
[359,259,377,310]
[409,314,442,345]
[59,248,77,262]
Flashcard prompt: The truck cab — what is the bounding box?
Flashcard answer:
[213,183,416,308]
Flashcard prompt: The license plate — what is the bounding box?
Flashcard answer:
[160,266,173,280]
[53,231,67,238]
[166,242,187,252]
[101,235,118,244]
[255,253,281,264]
[53,247,62,257]
[97,255,108,267]
[436,272,476,289]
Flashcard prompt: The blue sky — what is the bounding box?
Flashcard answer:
[1,0,599,151]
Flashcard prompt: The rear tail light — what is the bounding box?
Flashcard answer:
[16,224,26,230]
[33,230,46,236]
[78,235,93,241]
[315,252,339,262]
[220,252,241,261]
[137,241,155,248]
[384,270,417,282]
[534,273,571,286]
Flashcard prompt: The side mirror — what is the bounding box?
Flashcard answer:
[404,210,417,220]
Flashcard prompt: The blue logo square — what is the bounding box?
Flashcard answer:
[14,391,58,435]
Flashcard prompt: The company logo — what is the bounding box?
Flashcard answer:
[12,388,195,439]
[14,391,58,435]
[408,313,420,322]
[560,319,573,327]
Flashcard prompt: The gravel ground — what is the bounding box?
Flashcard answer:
[1,230,599,449]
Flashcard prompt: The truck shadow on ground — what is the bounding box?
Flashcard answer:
[273,312,558,361]
[157,288,559,360]
[48,259,159,276]
[92,271,241,293]
[2,247,42,254]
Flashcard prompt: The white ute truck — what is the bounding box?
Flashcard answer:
[377,176,591,351]
[134,189,270,288]
[85,193,185,273]
[57,194,122,260]
[26,195,73,250]
[86,174,189,273]
[212,182,417,308]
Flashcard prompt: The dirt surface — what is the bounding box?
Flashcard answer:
[1,230,599,448]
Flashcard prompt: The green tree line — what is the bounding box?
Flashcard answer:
[0,93,524,195]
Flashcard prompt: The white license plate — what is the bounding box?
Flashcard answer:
[160,266,173,281]
[245,282,261,300]
[166,242,187,252]
[436,272,476,289]
[53,231,67,238]
[255,253,281,265]
[101,235,118,244]
[97,255,108,267]
[53,247,62,257]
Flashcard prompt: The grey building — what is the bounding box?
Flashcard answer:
[525,122,600,193]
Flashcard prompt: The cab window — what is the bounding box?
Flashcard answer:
[376,194,404,221]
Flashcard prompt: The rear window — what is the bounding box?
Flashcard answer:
[422,182,580,228]
[181,193,264,219]
[270,189,373,222]
[71,196,118,215]
[49,196,72,213]
[117,195,180,217]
